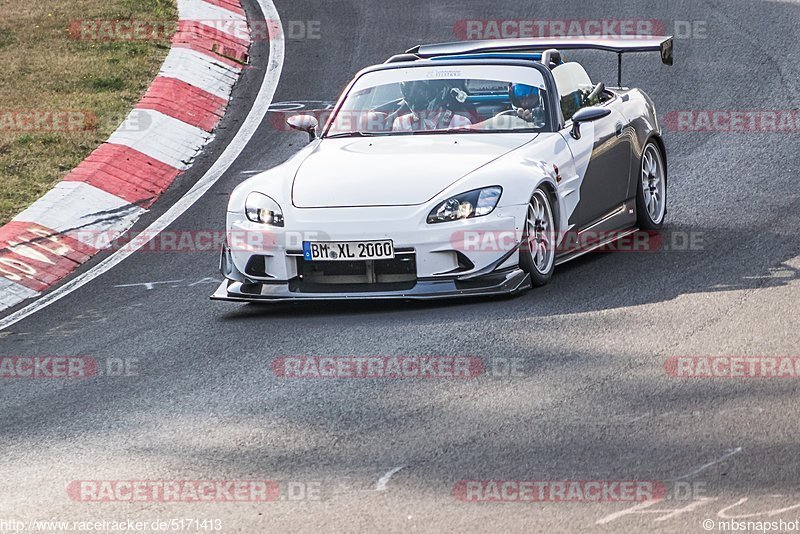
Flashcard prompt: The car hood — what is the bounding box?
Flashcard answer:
[291,134,536,208]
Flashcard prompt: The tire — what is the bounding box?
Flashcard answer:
[520,188,556,287]
[636,141,667,230]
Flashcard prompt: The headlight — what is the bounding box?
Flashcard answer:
[426,186,502,224]
[245,192,284,226]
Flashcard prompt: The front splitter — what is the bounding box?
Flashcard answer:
[210,269,531,302]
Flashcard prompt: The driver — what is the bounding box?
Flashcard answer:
[509,83,546,125]
[474,83,547,130]
[392,80,473,132]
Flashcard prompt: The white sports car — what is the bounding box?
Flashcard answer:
[212,36,673,302]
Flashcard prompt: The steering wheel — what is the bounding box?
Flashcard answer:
[585,82,605,105]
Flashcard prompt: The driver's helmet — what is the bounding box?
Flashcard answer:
[509,83,541,109]
[400,80,438,113]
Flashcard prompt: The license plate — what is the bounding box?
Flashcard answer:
[302,240,395,261]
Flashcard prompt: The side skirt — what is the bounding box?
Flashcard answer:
[555,228,639,266]
[555,200,639,266]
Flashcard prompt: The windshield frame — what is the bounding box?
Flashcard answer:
[320,59,560,139]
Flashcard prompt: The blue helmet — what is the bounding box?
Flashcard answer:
[509,83,541,108]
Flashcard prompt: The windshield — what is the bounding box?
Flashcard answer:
[324,64,550,137]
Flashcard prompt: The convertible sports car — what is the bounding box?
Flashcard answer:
[212,36,673,302]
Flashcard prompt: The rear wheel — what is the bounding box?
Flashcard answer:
[520,188,556,287]
[636,141,667,229]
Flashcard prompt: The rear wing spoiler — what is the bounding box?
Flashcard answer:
[407,36,674,86]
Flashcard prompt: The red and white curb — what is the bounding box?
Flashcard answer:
[0,0,251,312]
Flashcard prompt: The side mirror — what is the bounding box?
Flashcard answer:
[286,114,319,142]
[570,106,612,140]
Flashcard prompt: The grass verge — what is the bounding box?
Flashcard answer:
[0,0,177,225]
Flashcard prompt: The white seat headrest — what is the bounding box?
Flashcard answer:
[552,63,593,97]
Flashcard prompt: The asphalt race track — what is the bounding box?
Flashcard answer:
[2,1,800,532]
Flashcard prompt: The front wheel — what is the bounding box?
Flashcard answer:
[520,188,556,287]
[636,141,667,230]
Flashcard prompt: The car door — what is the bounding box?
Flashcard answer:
[563,100,631,228]
[551,63,632,229]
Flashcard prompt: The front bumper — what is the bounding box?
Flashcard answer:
[213,203,530,302]
[211,268,530,302]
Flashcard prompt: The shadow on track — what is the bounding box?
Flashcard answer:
[215,224,800,321]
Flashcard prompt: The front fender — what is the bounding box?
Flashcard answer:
[227,140,321,213]
[442,132,575,237]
